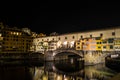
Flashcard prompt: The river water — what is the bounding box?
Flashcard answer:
[0,58,119,80]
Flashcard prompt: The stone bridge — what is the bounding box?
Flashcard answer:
[44,49,119,65]
[44,49,84,61]
[53,49,84,57]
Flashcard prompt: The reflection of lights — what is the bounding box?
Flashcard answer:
[70,58,74,64]
[52,66,55,70]
[14,32,16,34]
[57,76,60,80]
[53,52,55,56]
[64,75,66,78]
[64,78,68,80]
[16,32,19,35]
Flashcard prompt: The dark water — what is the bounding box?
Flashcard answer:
[0,59,119,80]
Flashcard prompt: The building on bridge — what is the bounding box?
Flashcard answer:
[32,27,120,65]
[32,27,120,53]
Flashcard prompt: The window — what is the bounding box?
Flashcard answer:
[77,42,80,45]
[97,42,99,44]
[77,47,80,49]
[58,37,60,40]
[72,36,75,39]
[112,32,115,36]
[65,37,67,39]
[96,37,101,40]
[52,38,54,40]
[100,33,103,37]
[98,46,101,49]
[103,46,106,49]
[81,35,83,39]
[90,35,92,38]
[108,38,114,43]
[103,41,107,44]
[110,45,113,49]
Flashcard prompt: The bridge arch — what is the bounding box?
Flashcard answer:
[44,49,84,61]
[53,49,84,58]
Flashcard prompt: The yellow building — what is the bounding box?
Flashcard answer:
[114,38,120,51]
[102,39,108,51]
[75,40,82,50]
[33,26,120,52]
[95,37,102,51]
[75,39,86,50]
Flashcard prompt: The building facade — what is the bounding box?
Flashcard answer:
[0,22,34,53]
[32,27,120,53]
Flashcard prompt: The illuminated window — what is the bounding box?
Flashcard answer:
[63,41,67,45]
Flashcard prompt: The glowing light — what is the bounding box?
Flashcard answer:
[71,41,74,45]
[64,78,68,80]
[57,41,61,47]
[63,41,67,45]
[70,41,75,47]
[53,52,55,56]
[16,32,19,35]
[57,76,61,80]
[14,32,16,35]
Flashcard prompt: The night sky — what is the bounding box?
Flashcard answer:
[0,1,120,35]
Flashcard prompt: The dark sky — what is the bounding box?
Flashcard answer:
[0,1,120,35]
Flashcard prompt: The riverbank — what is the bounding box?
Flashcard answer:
[0,52,44,66]
[109,73,120,80]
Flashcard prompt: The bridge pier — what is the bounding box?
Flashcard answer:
[44,51,54,61]
[84,51,115,65]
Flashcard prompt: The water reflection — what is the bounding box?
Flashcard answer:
[84,64,117,80]
[0,66,33,80]
[0,59,118,80]
[32,60,118,80]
